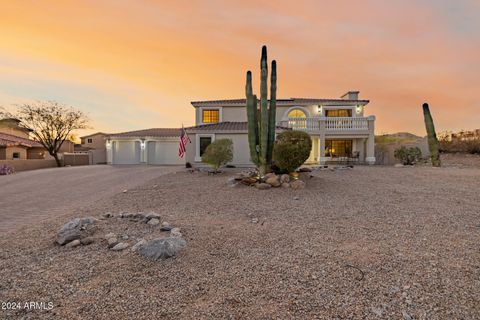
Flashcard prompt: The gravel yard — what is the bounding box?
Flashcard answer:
[1,165,479,319]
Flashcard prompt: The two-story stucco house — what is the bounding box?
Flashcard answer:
[105,91,375,166]
[186,91,375,166]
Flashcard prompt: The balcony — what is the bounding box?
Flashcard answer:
[278,117,372,134]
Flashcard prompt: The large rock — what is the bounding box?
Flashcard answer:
[280,174,290,184]
[65,239,81,248]
[290,180,306,190]
[137,237,186,260]
[265,175,281,187]
[255,183,271,190]
[56,217,96,245]
[111,242,129,251]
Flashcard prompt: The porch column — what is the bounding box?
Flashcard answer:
[319,120,326,165]
[366,116,376,164]
[106,140,113,164]
[140,139,147,163]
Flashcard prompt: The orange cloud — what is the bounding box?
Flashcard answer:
[0,0,478,135]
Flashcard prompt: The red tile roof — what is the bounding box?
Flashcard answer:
[0,133,43,148]
[107,128,182,138]
[191,97,369,106]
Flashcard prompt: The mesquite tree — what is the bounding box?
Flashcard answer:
[246,45,277,177]
[3,101,89,167]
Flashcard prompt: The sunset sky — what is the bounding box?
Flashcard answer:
[0,0,479,136]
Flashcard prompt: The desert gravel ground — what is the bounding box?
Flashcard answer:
[1,165,479,319]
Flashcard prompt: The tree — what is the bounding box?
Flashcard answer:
[2,101,89,167]
[201,139,233,172]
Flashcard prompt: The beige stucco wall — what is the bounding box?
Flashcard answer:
[186,132,253,167]
[0,159,58,171]
[0,122,30,139]
[5,146,28,160]
[81,133,107,150]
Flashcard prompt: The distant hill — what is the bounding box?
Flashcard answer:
[376,132,424,144]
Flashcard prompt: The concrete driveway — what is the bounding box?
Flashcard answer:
[0,165,180,234]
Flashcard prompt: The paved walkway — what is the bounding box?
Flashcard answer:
[0,165,180,234]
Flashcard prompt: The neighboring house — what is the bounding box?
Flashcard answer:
[78,132,109,164]
[106,128,184,165]
[187,91,375,166]
[0,118,74,161]
[0,118,46,160]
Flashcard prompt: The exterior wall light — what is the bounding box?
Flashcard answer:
[318,105,323,115]
[106,140,112,149]
[356,105,362,114]
[140,140,146,150]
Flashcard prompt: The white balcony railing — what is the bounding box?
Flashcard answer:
[279,117,370,132]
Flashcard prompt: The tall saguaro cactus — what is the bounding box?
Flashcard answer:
[423,103,441,167]
[246,46,277,177]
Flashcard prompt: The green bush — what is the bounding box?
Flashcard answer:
[394,146,422,165]
[273,131,312,173]
[201,138,233,171]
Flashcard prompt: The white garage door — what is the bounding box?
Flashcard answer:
[113,141,141,164]
[147,141,184,165]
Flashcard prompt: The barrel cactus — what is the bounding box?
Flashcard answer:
[246,45,277,178]
[422,103,441,167]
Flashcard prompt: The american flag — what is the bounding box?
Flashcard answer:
[178,125,189,158]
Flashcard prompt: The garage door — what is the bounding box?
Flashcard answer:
[147,141,184,165]
[113,141,141,164]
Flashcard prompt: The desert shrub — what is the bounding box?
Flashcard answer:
[201,138,233,171]
[0,164,15,175]
[273,131,312,173]
[463,139,480,154]
[394,146,422,165]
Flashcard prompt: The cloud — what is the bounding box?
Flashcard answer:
[0,0,478,135]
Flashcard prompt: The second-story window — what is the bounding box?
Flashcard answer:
[326,109,352,117]
[202,109,220,123]
[87,138,93,143]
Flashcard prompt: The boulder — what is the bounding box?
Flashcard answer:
[137,237,187,260]
[240,177,258,186]
[265,176,281,187]
[131,239,147,252]
[65,239,81,248]
[107,237,119,248]
[160,226,172,232]
[290,180,306,190]
[56,217,96,245]
[162,221,170,227]
[255,183,271,190]
[147,218,160,226]
[281,182,290,188]
[111,242,129,251]
[298,167,312,172]
[280,174,290,184]
[264,173,276,179]
[80,237,94,245]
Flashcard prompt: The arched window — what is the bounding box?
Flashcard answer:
[288,109,306,118]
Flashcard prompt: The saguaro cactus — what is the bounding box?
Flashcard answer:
[423,103,441,167]
[246,46,277,177]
